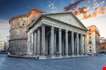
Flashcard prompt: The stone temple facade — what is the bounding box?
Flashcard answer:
[27,12,88,59]
[8,9,43,56]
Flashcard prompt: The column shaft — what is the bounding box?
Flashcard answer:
[41,25,46,56]
[81,34,84,55]
[65,30,68,56]
[54,32,56,56]
[33,32,37,56]
[77,33,79,55]
[83,35,86,55]
[71,32,74,56]
[59,29,62,56]
[31,33,34,56]
[50,27,54,56]
[37,29,40,56]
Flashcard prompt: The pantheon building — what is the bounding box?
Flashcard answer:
[27,12,88,59]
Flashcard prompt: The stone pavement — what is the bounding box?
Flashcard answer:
[0,54,106,70]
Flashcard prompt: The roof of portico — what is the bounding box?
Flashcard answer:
[27,12,88,32]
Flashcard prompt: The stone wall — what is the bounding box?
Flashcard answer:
[9,16,28,56]
[8,9,42,57]
[9,39,27,56]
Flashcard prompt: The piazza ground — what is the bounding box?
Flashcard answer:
[0,54,106,70]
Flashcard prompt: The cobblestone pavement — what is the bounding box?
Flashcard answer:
[0,54,106,70]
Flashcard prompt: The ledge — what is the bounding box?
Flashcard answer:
[7,54,89,60]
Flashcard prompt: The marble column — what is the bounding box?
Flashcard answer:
[30,33,34,56]
[65,30,68,56]
[83,35,86,55]
[77,33,79,56]
[37,29,40,56]
[33,32,37,56]
[59,28,62,56]
[50,26,54,57]
[71,31,74,56]
[41,25,46,56]
[54,31,57,56]
[80,34,84,55]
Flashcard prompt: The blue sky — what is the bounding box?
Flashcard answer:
[0,0,70,19]
[0,0,106,41]
[0,0,106,19]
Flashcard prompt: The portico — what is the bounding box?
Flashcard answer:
[27,12,87,59]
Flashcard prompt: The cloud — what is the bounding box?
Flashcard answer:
[0,19,9,41]
[81,14,106,38]
[74,7,106,19]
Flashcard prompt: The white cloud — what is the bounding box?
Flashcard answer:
[81,15,106,38]
[0,19,9,41]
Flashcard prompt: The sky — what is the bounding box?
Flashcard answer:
[0,0,106,41]
[81,14,106,38]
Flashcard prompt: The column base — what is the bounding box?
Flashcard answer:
[77,54,80,56]
[39,56,48,59]
[65,55,70,57]
[32,54,88,59]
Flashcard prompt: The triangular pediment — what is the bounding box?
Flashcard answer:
[45,12,87,30]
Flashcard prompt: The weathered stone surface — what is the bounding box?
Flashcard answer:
[9,9,42,57]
